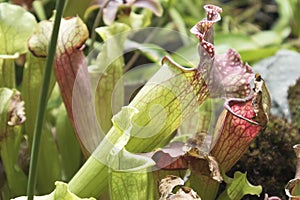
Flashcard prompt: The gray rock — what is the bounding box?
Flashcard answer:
[254,50,300,121]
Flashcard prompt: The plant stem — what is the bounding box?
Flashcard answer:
[32,0,47,21]
[88,0,111,65]
[26,0,65,199]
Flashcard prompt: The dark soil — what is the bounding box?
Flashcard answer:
[288,77,300,132]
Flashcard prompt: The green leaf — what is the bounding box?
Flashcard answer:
[0,125,27,197]
[217,171,262,200]
[22,52,55,145]
[118,9,153,29]
[215,30,288,62]
[53,182,96,200]
[173,44,199,68]
[239,47,279,62]
[63,0,92,18]
[69,56,209,197]
[22,52,60,194]
[251,31,283,47]
[0,59,16,88]
[0,3,36,55]
[125,40,169,64]
[56,104,82,181]
[32,1,47,21]
[0,88,27,197]
[169,8,189,45]
[0,88,13,133]
[189,174,220,200]
[91,23,130,135]
[110,171,154,200]
[273,0,294,32]
[96,22,131,41]
[36,123,62,194]
[123,62,160,82]
[215,33,258,53]
[12,181,96,200]
[123,57,208,152]
[109,150,155,200]
[0,3,36,87]
[131,10,152,29]
[178,98,221,142]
